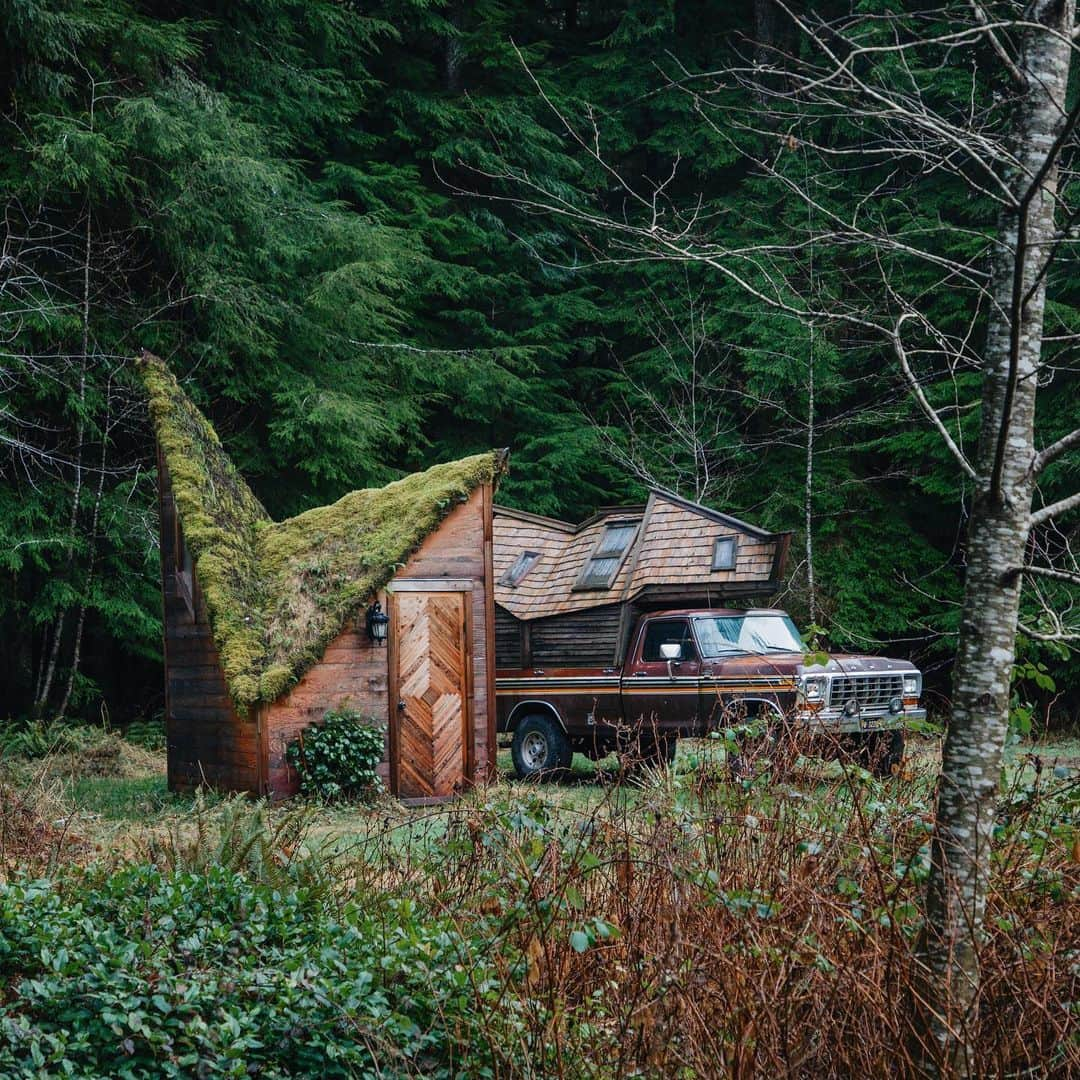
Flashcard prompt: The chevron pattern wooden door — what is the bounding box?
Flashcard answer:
[392,591,468,798]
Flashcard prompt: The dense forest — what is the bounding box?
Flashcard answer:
[1,0,1077,729]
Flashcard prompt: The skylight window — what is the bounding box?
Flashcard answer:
[575,521,638,590]
[500,550,541,587]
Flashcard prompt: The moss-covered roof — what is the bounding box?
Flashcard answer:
[138,351,504,706]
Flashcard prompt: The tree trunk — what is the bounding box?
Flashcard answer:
[35,198,93,715]
[751,0,794,103]
[805,337,815,624]
[915,2,1074,1071]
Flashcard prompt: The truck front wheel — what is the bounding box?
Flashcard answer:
[511,714,572,779]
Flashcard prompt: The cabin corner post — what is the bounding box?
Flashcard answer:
[386,588,400,797]
[462,586,476,784]
[482,480,498,782]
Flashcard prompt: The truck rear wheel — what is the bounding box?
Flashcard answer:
[511,714,572,779]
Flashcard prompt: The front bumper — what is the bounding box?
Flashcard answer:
[794,706,926,735]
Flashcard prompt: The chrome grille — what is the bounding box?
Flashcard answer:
[828,674,904,710]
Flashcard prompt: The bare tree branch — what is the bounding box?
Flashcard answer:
[1016,563,1080,586]
[1032,425,1080,473]
[892,313,979,480]
[1031,490,1080,527]
[969,0,1029,89]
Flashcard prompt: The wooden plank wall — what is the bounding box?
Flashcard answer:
[495,605,521,668]
[529,605,622,667]
[262,624,389,798]
[159,454,259,794]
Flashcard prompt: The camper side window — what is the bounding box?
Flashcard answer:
[575,522,638,590]
[712,536,737,571]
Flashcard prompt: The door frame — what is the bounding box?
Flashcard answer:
[386,580,474,799]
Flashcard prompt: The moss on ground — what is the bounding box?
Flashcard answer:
[137,352,503,705]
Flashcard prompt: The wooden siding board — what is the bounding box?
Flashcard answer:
[495,606,522,668]
[529,605,622,668]
[263,623,390,799]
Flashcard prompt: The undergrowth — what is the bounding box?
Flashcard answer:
[0,752,1076,1077]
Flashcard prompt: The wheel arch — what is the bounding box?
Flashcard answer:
[506,699,568,734]
[717,696,786,724]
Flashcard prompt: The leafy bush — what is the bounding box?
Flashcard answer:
[0,865,513,1079]
[286,708,384,801]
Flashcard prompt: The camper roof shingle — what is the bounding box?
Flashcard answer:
[493,492,789,620]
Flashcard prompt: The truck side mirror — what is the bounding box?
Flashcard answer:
[659,641,683,681]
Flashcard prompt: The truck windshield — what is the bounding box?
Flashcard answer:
[693,615,804,657]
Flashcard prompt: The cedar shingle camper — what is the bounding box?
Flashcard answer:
[139,353,503,802]
[492,493,792,670]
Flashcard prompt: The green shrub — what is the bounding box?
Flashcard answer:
[286,707,384,801]
[0,865,512,1079]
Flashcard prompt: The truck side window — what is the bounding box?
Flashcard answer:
[641,620,697,662]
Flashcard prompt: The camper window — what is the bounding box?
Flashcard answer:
[501,550,541,587]
[712,536,737,571]
[576,521,637,589]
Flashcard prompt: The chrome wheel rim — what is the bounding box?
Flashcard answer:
[521,731,549,770]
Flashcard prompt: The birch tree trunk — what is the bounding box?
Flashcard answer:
[915,2,1075,1070]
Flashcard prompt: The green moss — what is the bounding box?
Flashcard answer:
[137,352,503,706]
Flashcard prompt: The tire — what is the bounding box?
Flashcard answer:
[511,714,572,779]
[860,729,905,778]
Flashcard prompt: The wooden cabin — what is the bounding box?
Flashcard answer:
[493,491,792,669]
[140,352,503,802]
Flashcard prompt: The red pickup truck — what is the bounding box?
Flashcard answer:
[496,607,926,778]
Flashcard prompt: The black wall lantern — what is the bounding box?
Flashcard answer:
[365,600,389,645]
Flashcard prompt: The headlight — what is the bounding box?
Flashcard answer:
[801,675,827,701]
[902,674,921,697]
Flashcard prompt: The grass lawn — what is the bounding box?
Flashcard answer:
[6,729,1071,858]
